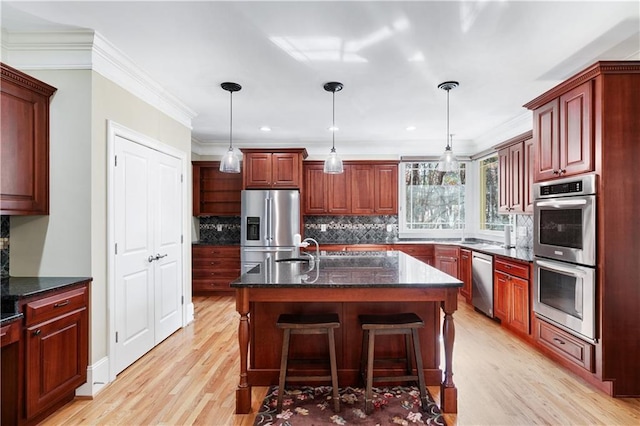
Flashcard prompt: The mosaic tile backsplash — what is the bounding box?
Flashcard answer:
[304,215,399,244]
[197,214,534,247]
[198,216,241,244]
[1,216,9,278]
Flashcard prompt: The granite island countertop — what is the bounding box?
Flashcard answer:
[231,251,462,289]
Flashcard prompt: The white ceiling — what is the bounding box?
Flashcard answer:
[2,1,639,158]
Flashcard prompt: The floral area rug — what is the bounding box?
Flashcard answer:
[253,385,446,425]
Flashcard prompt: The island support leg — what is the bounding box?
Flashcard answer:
[236,289,251,414]
[440,292,458,413]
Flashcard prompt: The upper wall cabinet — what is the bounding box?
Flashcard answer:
[303,161,398,216]
[192,161,242,216]
[527,80,593,182]
[241,148,307,189]
[1,63,57,215]
[495,131,534,214]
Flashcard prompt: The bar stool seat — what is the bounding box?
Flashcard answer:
[276,313,341,413]
[359,312,428,414]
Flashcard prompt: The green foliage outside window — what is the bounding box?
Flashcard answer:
[480,156,509,231]
[404,162,465,230]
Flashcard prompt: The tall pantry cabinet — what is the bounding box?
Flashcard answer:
[524,61,640,397]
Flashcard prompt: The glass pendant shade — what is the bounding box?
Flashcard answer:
[324,147,344,174]
[219,147,241,173]
[438,145,459,172]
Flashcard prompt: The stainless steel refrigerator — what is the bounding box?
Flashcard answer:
[240,189,300,273]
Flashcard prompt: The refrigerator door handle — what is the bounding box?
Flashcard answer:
[264,197,270,242]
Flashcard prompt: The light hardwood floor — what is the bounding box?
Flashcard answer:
[43,295,640,425]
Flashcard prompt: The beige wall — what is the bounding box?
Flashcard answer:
[10,69,192,366]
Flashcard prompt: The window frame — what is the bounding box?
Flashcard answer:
[398,161,469,240]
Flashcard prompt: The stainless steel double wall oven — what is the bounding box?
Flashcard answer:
[533,173,597,342]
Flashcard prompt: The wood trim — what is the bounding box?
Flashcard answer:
[493,130,533,150]
[1,63,57,97]
[523,61,640,110]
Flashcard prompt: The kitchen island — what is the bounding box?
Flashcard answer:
[230,251,462,414]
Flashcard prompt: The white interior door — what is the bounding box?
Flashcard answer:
[113,135,182,375]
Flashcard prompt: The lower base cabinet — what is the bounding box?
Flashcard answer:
[1,281,90,425]
[493,257,531,335]
[192,245,241,293]
[434,245,459,279]
[458,249,472,304]
[533,315,594,372]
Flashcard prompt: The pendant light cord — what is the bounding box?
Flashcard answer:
[331,90,336,151]
[446,88,450,150]
[229,91,233,151]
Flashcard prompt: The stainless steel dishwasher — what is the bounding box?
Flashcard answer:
[472,251,494,318]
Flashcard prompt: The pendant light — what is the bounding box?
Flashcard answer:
[219,82,242,173]
[437,81,459,172]
[323,81,344,174]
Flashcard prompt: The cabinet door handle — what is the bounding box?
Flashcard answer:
[33,329,41,336]
[553,169,560,175]
[560,169,566,175]
[552,337,565,345]
[54,300,70,308]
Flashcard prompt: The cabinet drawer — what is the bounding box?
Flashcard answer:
[1,321,20,346]
[193,269,241,280]
[494,257,529,280]
[24,286,88,326]
[394,244,434,257]
[192,245,240,258]
[193,278,235,292]
[193,259,240,270]
[535,317,594,372]
[434,245,459,258]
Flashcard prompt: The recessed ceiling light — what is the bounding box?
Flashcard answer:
[260,126,271,132]
[328,126,339,132]
[406,126,416,131]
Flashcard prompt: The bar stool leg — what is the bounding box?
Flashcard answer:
[277,329,291,412]
[327,328,340,412]
[364,329,376,415]
[404,333,413,375]
[411,328,429,411]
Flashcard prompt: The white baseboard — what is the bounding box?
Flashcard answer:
[76,356,109,397]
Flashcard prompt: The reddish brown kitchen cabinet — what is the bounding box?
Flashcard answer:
[525,61,640,397]
[529,80,593,182]
[241,148,307,189]
[303,163,327,214]
[328,167,352,214]
[351,164,375,214]
[23,283,89,422]
[394,244,434,266]
[523,137,534,213]
[495,131,533,214]
[192,161,242,216]
[374,163,398,214]
[459,249,472,303]
[493,257,530,336]
[1,63,57,215]
[303,161,397,215]
[192,245,241,293]
[434,245,459,279]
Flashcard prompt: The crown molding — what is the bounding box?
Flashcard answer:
[1,30,196,129]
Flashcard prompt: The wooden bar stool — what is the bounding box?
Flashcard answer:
[359,312,428,414]
[276,313,341,413]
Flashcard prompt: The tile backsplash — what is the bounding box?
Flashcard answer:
[198,216,241,244]
[304,216,398,244]
[1,216,9,278]
[515,214,534,249]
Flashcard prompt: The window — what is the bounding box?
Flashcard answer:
[479,155,509,231]
[403,162,465,231]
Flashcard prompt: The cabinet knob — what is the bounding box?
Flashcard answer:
[33,329,41,336]
[553,170,560,175]
[560,169,566,175]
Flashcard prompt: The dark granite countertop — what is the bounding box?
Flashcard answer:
[1,277,92,323]
[231,251,462,289]
[1,311,23,326]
